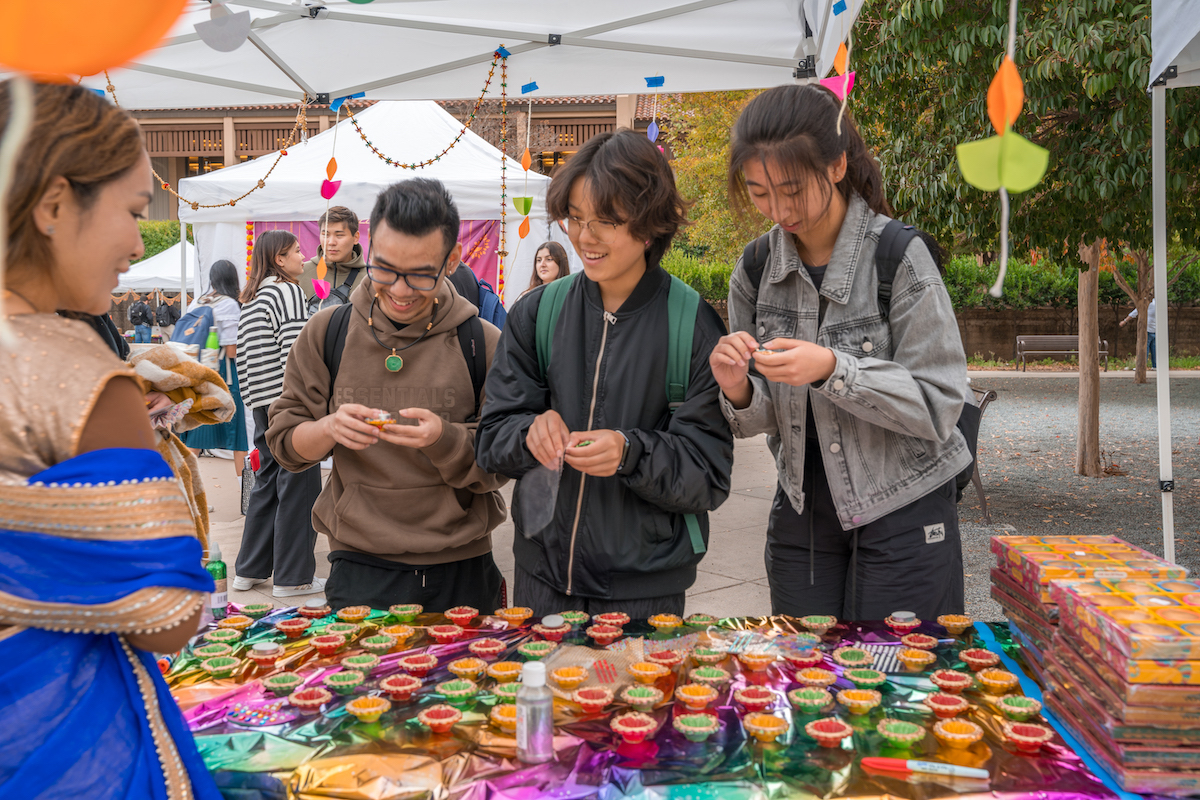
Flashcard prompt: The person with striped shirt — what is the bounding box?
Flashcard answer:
[234,230,324,597]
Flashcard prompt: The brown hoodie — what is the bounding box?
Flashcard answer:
[266,277,507,565]
[299,244,368,299]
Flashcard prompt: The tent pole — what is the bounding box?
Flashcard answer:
[180,219,189,310]
[1152,83,1175,564]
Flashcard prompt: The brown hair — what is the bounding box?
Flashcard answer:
[526,241,570,291]
[318,205,359,236]
[728,84,892,224]
[240,229,299,303]
[546,129,688,268]
[0,81,145,277]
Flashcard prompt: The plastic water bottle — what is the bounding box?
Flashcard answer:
[201,326,220,370]
[516,661,554,763]
[206,541,228,620]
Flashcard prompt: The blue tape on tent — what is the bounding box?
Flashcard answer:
[330,92,365,112]
[91,88,107,98]
[644,76,665,88]
[832,0,847,14]
[521,81,539,94]
[496,46,511,57]
[973,622,1140,800]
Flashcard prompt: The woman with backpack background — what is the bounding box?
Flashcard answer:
[709,84,971,620]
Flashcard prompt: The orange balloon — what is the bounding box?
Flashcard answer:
[833,42,848,77]
[987,57,1024,135]
[0,0,188,76]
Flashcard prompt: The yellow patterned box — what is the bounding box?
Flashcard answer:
[1050,578,1200,663]
[991,535,1186,603]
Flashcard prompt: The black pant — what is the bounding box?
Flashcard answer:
[514,566,686,618]
[235,406,321,586]
[326,550,504,612]
[765,437,964,620]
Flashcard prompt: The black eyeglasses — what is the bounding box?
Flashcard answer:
[366,251,451,291]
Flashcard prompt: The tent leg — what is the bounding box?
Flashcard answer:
[1152,84,1175,564]
[180,219,189,308]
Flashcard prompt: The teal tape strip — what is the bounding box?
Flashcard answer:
[973,621,1141,800]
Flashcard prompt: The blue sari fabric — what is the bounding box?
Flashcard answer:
[0,449,220,800]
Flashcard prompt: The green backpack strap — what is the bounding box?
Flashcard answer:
[535,272,579,377]
[665,275,705,555]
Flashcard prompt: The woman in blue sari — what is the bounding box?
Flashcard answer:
[0,81,221,799]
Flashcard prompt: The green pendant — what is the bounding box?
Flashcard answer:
[385,353,404,372]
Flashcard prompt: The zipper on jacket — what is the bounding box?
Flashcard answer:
[565,310,616,595]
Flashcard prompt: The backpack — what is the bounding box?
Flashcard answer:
[129,301,151,326]
[170,304,216,349]
[307,266,363,316]
[156,302,179,327]
[739,220,981,502]
[533,272,707,555]
[449,265,507,329]
[322,301,487,422]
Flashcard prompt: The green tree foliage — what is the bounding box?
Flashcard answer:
[137,221,193,263]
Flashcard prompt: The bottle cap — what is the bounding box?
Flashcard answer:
[541,614,565,629]
[522,661,547,687]
[208,541,223,562]
[891,611,916,623]
[304,599,327,609]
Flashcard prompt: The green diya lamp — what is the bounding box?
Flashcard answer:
[876,718,925,749]
[359,634,397,656]
[326,622,360,637]
[559,610,590,629]
[517,640,557,660]
[491,682,521,704]
[691,646,726,666]
[799,615,837,635]
[685,613,717,627]
[436,679,479,708]
[203,628,243,645]
[843,668,887,690]
[340,653,380,674]
[194,642,234,660]
[324,669,364,696]
[240,602,274,619]
[690,665,731,688]
[997,695,1043,722]
[620,684,663,713]
[389,603,423,623]
[201,656,240,679]
[831,647,873,669]
[674,712,720,742]
[262,672,303,697]
[788,687,833,715]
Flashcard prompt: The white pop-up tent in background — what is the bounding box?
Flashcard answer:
[118,241,196,292]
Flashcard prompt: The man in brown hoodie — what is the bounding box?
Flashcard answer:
[267,178,507,611]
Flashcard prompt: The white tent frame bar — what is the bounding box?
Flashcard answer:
[1151,83,1175,563]
[126,62,305,101]
[248,31,318,97]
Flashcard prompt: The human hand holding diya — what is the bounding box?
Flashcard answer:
[564,429,624,477]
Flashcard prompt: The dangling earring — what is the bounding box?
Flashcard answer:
[644,240,650,247]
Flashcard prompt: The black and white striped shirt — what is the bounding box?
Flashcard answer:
[236,277,308,409]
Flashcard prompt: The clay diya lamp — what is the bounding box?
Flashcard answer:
[532,622,572,642]
[877,718,925,749]
[744,713,788,743]
[959,648,1000,672]
[843,668,887,690]
[646,649,685,670]
[289,686,332,715]
[806,717,853,748]
[489,702,519,733]
[247,642,285,670]
[203,628,243,645]
[621,684,664,712]
[897,648,937,673]
[924,692,970,719]
[885,612,922,635]
[496,606,534,627]
[341,653,380,675]
[611,712,657,744]
[418,704,462,733]
[437,679,478,707]
[218,614,255,632]
[674,712,720,742]
[518,640,557,661]
[998,695,1043,721]
[738,651,777,673]
[346,695,391,724]
[389,603,423,623]
[298,600,331,619]
[832,647,873,669]
[310,633,347,657]
[690,665,731,689]
[628,661,670,685]
[837,688,882,715]
[594,611,631,629]
[326,623,360,638]
[381,624,414,645]
[336,605,371,624]
[397,652,438,678]
[380,673,422,702]
[360,634,397,656]
[685,613,717,627]
[201,656,240,678]
[901,633,939,651]
[573,686,614,713]
[241,602,274,620]
[325,669,364,696]
[647,613,683,634]
[1004,721,1055,753]
[194,642,234,660]
[691,646,726,666]
[788,687,834,715]
[977,668,1020,695]
[275,617,311,640]
[444,606,478,627]
[783,648,824,670]
[930,669,974,695]
[448,657,488,682]
[487,660,523,683]
[937,614,973,635]
[560,610,590,629]
[586,625,623,646]
[796,667,838,689]
[550,665,589,691]
[933,718,984,749]
[492,683,521,703]
[262,672,302,697]
[675,682,718,711]
[469,638,507,660]
[799,615,837,635]
[734,685,776,714]
[428,624,464,645]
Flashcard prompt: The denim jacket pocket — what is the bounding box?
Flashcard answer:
[755,307,798,342]
[825,318,891,360]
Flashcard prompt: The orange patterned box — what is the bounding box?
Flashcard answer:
[991,535,1186,603]
[1050,578,1200,662]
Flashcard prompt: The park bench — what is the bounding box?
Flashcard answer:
[967,385,998,524]
[1015,335,1108,371]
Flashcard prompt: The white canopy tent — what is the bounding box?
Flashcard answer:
[118,241,196,292]
[1147,0,1200,564]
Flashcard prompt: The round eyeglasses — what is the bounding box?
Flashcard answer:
[567,216,621,243]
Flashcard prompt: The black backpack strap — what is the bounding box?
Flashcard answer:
[457,316,486,422]
[322,303,354,397]
[875,219,919,319]
[339,267,362,290]
[739,232,773,291]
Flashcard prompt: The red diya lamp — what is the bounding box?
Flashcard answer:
[586,624,622,645]
[247,642,285,669]
[289,686,332,715]
[397,652,438,677]
[573,686,614,714]
[469,638,507,660]
[1004,721,1055,754]
[783,648,824,670]
[960,648,1001,672]
[901,633,939,651]
[297,600,331,619]
[310,633,347,657]
[275,617,311,639]
[645,649,684,669]
[929,669,973,694]
[805,716,854,748]
[531,622,572,642]
[594,611,631,629]
[427,624,464,644]
[380,673,422,702]
[418,704,463,734]
[885,612,922,635]
[444,606,478,626]
[734,685,776,714]
[611,711,657,744]
[923,692,969,719]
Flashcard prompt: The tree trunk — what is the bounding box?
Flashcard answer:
[1076,239,1102,478]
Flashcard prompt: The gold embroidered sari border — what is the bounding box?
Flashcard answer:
[0,587,205,634]
[121,637,193,800]
[0,480,197,541]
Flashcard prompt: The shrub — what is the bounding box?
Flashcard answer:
[138,221,192,263]
[661,248,732,303]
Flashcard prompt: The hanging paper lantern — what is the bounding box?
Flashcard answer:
[316,255,327,282]
[521,148,532,172]
[956,57,1047,194]
[313,279,331,300]
[513,197,533,216]
[518,217,531,239]
[820,72,855,101]
[833,42,849,77]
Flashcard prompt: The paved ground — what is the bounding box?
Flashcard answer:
[202,370,1199,623]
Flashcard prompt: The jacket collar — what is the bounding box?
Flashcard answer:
[767,194,874,305]
[581,263,669,316]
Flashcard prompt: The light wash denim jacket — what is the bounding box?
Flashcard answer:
[720,195,971,529]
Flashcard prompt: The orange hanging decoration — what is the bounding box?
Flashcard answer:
[987,56,1024,134]
[326,157,338,181]
[521,148,532,172]
[518,217,531,240]
[833,42,849,77]
[316,255,327,282]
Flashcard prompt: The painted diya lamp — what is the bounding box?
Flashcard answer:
[744,713,788,743]
[844,668,887,690]
[437,679,478,707]
[788,687,832,715]
[298,600,331,619]
[738,651,777,672]
[897,648,937,673]
[783,648,824,670]
[324,669,364,696]
[691,646,726,666]
[621,684,664,713]
[418,704,462,733]
[977,668,1020,695]
[469,638,507,660]
[218,614,255,632]
[690,666,731,689]
[389,604,423,623]
[929,669,973,695]
[647,613,683,634]
[933,718,984,749]
[885,612,922,635]
[275,617,311,639]
[346,695,391,724]
[674,712,720,742]
[365,411,394,429]
[586,625,623,646]
[573,686,614,714]
[998,695,1043,721]
[201,656,240,678]
[360,634,397,656]
[675,682,718,711]
[800,615,837,635]
[937,614,973,635]
[806,717,853,748]
[381,624,414,645]
[877,718,925,749]
[832,647,873,669]
[594,611,631,629]
[326,623,360,638]
[341,653,380,674]
[611,712,657,744]
[685,613,717,627]
[310,633,347,657]
[734,685,776,714]
[646,649,685,670]
[489,703,519,733]
[517,640,557,661]
[240,603,274,619]
[289,686,332,715]
[492,683,521,704]
[486,660,523,683]
[901,633,939,651]
[628,661,670,685]
[397,652,438,678]
[1003,721,1054,753]
[560,610,590,629]
[247,642,285,669]
[194,642,234,660]
[959,648,1000,672]
[428,624,464,645]
[262,672,302,697]
[448,657,487,682]
[203,628,243,645]
[496,607,534,627]
[336,605,371,624]
[796,667,838,689]
[531,622,571,642]
[924,692,970,719]
[837,688,882,715]
[380,673,422,702]
[444,606,478,627]
[550,665,589,691]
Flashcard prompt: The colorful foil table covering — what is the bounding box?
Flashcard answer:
[167,609,1121,800]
